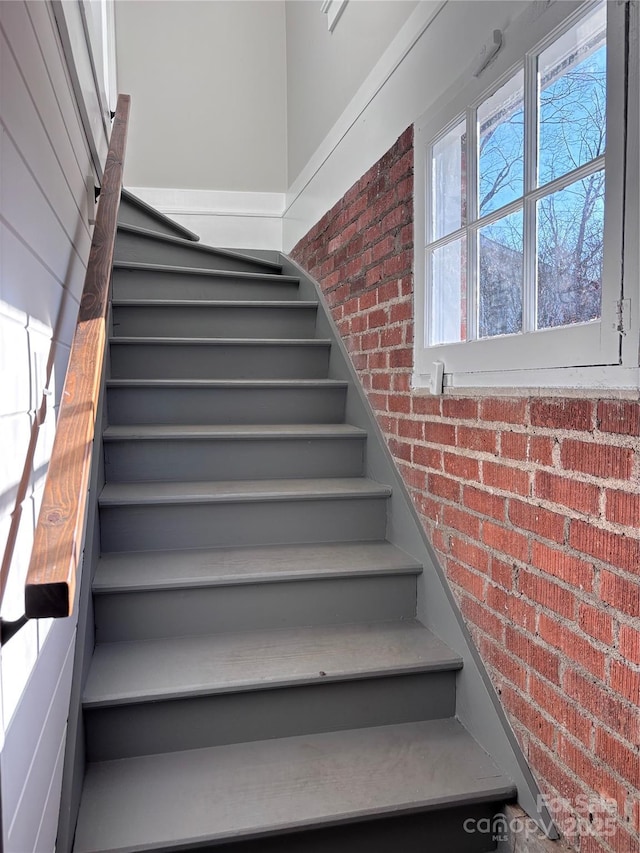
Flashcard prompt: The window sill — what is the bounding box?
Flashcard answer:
[412,364,640,395]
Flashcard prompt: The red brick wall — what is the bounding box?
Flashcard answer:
[291,126,640,853]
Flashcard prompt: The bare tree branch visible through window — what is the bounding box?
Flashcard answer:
[474,28,606,337]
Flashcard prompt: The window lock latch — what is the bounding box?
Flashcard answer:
[613,299,630,335]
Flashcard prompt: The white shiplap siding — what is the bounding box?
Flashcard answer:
[0,2,103,850]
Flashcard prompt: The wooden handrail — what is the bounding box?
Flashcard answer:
[24,94,130,619]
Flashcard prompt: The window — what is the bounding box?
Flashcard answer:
[414,0,636,390]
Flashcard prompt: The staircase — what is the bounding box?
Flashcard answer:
[70,191,522,852]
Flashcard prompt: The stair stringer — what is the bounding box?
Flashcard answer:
[54,319,112,853]
[282,254,558,840]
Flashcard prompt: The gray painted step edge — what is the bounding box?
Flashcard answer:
[116,224,282,272]
[83,621,462,707]
[111,299,317,308]
[120,189,200,242]
[112,261,299,284]
[102,424,366,441]
[93,541,420,593]
[106,378,348,388]
[98,477,392,506]
[109,336,331,347]
[73,719,515,853]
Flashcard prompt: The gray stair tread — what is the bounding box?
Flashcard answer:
[93,541,420,593]
[117,223,282,271]
[112,298,316,307]
[99,477,391,506]
[113,260,298,283]
[84,620,461,706]
[102,423,366,441]
[110,336,331,346]
[107,378,347,388]
[73,718,514,853]
[120,189,200,242]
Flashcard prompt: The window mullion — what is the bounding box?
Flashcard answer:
[466,106,478,341]
[528,155,605,203]
[426,225,468,254]
[522,52,538,334]
[474,197,530,231]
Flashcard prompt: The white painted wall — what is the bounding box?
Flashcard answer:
[113,0,416,249]
[0,1,109,849]
[285,0,418,184]
[283,0,537,250]
[115,0,287,193]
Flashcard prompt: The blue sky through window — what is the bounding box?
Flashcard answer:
[539,43,606,186]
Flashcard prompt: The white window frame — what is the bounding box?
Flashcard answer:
[413,0,639,392]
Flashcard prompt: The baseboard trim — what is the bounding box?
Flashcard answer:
[126,188,285,218]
